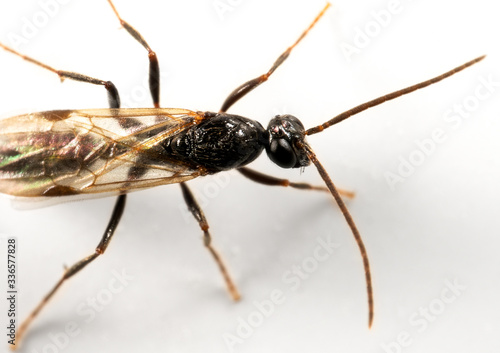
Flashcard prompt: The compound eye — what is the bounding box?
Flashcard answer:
[268,138,297,168]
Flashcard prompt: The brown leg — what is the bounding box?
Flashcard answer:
[14,195,127,349]
[0,42,121,109]
[238,166,355,199]
[219,3,330,113]
[179,182,240,301]
[106,0,161,108]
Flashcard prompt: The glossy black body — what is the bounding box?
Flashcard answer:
[163,112,269,172]
[162,111,312,174]
[266,114,311,169]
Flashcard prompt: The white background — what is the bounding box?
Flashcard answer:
[1,0,499,352]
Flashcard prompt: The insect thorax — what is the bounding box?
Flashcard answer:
[163,113,267,172]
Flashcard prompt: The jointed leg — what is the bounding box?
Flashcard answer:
[2,26,131,348]
[180,183,240,301]
[106,0,161,107]
[219,3,330,113]
[14,195,127,348]
[1,0,162,109]
[0,43,121,109]
[2,2,163,348]
[238,167,355,198]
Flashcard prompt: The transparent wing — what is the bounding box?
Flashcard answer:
[0,108,206,197]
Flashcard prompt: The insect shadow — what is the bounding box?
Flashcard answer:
[0,0,484,348]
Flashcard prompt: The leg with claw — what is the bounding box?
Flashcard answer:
[180,182,240,301]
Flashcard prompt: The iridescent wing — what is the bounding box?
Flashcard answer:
[0,108,207,197]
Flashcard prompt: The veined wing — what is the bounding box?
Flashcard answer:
[0,108,207,197]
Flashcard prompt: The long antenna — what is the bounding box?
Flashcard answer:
[306,55,485,136]
[304,143,374,328]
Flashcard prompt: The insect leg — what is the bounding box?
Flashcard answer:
[14,195,127,348]
[237,167,354,198]
[179,182,241,301]
[0,42,120,109]
[219,3,330,113]
[106,0,160,108]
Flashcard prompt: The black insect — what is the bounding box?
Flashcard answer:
[0,1,484,348]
